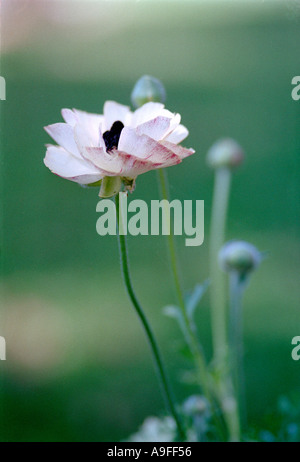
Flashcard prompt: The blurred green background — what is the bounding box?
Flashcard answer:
[1,0,300,442]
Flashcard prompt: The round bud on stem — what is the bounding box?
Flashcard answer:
[131,75,166,108]
[219,240,262,275]
[207,138,244,170]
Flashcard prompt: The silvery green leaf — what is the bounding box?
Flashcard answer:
[163,305,189,343]
[186,280,210,319]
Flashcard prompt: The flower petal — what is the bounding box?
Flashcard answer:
[61,109,78,126]
[160,140,195,159]
[44,123,81,158]
[73,110,104,141]
[81,147,121,175]
[74,125,119,175]
[103,101,131,131]
[44,145,103,184]
[116,152,163,178]
[84,147,166,178]
[131,102,166,127]
[136,116,172,141]
[165,124,189,144]
[62,108,103,127]
[74,122,107,159]
[62,109,103,146]
[118,127,181,166]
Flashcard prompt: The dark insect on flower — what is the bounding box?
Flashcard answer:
[103,121,124,152]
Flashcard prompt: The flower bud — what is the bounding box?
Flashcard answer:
[207,138,244,170]
[131,75,166,108]
[219,240,262,275]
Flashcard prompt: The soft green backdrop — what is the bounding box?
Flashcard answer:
[1,0,300,441]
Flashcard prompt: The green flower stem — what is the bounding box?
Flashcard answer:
[157,170,209,387]
[156,169,227,439]
[210,167,231,361]
[209,167,240,441]
[229,272,247,431]
[115,193,186,441]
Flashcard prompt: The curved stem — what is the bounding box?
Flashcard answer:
[115,193,186,441]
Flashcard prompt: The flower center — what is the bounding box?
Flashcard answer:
[103,121,124,152]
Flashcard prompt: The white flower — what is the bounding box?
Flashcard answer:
[127,416,176,442]
[44,101,195,196]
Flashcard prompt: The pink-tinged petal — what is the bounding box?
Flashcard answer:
[131,102,166,127]
[163,113,181,136]
[165,124,189,144]
[44,145,102,184]
[62,109,103,146]
[85,147,166,178]
[44,123,81,158]
[75,126,119,175]
[116,152,165,178]
[81,146,122,175]
[74,123,106,157]
[136,116,172,141]
[118,127,181,165]
[73,110,104,142]
[160,140,195,159]
[103,101,131,131]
